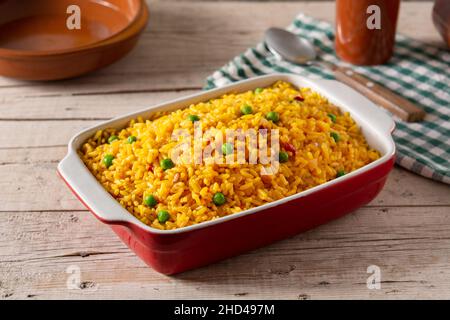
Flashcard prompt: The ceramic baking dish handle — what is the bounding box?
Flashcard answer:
[312,79,396,134]
[58,151,135,224]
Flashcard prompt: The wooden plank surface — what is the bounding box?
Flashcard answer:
[2,207,450,299]
[0,0,449,300]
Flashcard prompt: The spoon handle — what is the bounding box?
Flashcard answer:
[330,66,425,122]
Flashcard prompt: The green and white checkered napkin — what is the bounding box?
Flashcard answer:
[205,13,450,184]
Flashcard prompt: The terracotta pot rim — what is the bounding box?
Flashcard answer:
[0,0,146,58]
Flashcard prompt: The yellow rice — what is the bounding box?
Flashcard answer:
[79,81,380,230]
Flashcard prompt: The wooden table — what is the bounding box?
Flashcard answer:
[1,0,449,300]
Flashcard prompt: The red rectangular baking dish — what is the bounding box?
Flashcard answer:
[58,74,396,275]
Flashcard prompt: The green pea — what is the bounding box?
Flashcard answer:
[255,87,263,94]
[336,170,346,178]
[187,114,200,122]
[328,113,337,123]
[103,154,114,168]
[127,136,137,144]
[108,135,119,144]
[241,105,253,115]
[144,195,158,208]
[157,210,170,223]
[279,151,289,163]
[266,111,280,123]
[212,192,226,206]
[330,132,340,142]
[160,158,175,170]
[221,143,234,156]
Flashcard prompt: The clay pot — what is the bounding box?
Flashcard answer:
[0,0,149,80]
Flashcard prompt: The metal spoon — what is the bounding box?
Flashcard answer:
[264,27,425,122]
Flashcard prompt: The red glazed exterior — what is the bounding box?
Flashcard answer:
[59,155,394,275]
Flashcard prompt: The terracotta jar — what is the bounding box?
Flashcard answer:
[433,0,450,47]
[335,0,401,65]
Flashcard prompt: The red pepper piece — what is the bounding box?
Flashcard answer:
[281,141,296,155]
[294,95,304,102]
